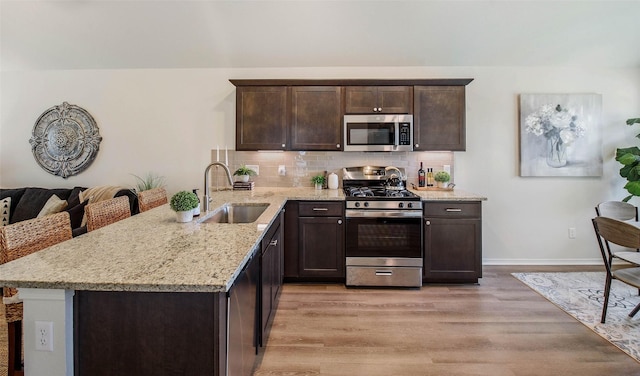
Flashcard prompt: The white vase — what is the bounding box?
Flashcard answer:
[315,183,323,190]
[176,210,194,223]
[438,181,449,188]
[236,175,250,182]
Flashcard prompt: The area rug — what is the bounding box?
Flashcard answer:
[513,272,640,363]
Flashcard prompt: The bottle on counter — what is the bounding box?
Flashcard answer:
[427,168,434,187]
[192,189,200,216]
[418,162,426,187]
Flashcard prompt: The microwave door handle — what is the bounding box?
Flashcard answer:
[394,123,400,150]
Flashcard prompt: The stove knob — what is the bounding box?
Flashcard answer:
[407,202,413,208]
[364,202,369,207]
[398,202,404,208]
[355,202,360,208]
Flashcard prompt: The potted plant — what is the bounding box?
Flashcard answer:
[170,190,199,222]
[131,172,165,192]
[434,171,451,188]
[233,165,257,182]
[311,174,325,190]
[616,118,640,202]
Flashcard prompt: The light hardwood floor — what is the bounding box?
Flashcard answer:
[2,266,639,376]
[254,266,640,376]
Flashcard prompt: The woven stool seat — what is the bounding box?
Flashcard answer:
[85,196,131,232]
[138,187,168,212]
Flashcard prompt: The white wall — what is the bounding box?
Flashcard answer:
[1,66,639,263]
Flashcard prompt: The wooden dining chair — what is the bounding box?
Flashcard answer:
[595,201,640,265]
[1,211,73,376]
[138,187,168,212]
[85,196,131,232]
[592,216,640,323]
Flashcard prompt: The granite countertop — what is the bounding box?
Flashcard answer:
[0,187,486,293]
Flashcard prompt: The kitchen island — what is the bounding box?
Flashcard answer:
[0,187,485,376]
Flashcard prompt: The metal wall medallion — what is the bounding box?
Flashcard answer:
[29,102,102,178]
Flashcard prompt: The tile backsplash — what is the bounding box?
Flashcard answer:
[210,150,454,188]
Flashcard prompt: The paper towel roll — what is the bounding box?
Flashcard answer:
[328,173,339,189]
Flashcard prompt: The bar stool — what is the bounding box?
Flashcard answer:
[85,196,131,232]
[1,211,73,376]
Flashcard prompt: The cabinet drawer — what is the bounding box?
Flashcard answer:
[423,201,481,218]
[298,201,343,217]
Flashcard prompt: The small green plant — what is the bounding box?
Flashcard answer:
[233,165,257,176]
[311,175,326,185]
[170,191,199,212]
[616,118,640,202]
[434,171,450,183]
[132,172,165,192]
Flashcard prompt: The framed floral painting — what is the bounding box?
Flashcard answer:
[519,93,602,177]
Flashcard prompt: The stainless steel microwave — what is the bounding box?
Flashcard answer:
[343,114,413,152]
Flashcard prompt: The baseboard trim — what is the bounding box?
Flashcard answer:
[483,258,602,265]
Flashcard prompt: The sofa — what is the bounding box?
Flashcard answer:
[1,186,139,237]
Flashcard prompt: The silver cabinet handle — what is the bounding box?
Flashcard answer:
[336,144,340,148]
[414,143,419,148]
[446,208,462,212]
[281,143,286,148]
[425,220,431,226]
[312,208,329,211]
[375,270,393,276]
[269,240,278,246]
[337,219,343,225]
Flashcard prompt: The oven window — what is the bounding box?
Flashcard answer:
[346,217,422,258]
[347,123,394,145]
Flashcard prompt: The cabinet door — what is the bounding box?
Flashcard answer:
[236,86,287,150]
[377,86,412,113]
[345,86,411,114]
[423,217,481,282]
[298,216,345,279]
[228,252,259,376]
[290,86,342,151]
[413,86,466,151]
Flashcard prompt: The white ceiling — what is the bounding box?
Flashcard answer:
[1,0,639,71]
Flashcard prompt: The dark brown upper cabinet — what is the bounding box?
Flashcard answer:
[413,86,466,151]
[236,86,288,151]
[344,86,412,114]
[230,79,472,152]
[290,86,342,151]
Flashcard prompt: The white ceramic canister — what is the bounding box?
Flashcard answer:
[327,172,339,189]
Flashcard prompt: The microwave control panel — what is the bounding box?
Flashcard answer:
[399,123,411,146]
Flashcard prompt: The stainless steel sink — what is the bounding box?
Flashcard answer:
[202,203,269,224]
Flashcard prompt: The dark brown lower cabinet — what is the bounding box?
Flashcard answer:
[74,290,227,376]
[260,211,283,347]
[284,201,345,282]
[228,251,260,376]
[423,201,482,283]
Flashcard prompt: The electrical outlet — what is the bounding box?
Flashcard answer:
[245,164,259,176]
[569,227,576,239]
[443,165,451,175]
[35,321,54,352]
[278,165,286,176]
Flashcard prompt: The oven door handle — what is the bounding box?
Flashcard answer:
[345,210,423,218]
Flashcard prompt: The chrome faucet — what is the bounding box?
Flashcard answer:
[203,162,234,212]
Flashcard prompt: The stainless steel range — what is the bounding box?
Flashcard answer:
[343,166,423,288]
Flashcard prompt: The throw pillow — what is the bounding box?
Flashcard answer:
[1,197,10,226]
[37,194,68,218]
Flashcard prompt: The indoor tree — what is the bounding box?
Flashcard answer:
[616,118,640,202]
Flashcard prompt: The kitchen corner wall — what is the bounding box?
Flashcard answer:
[213,150,453,188]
